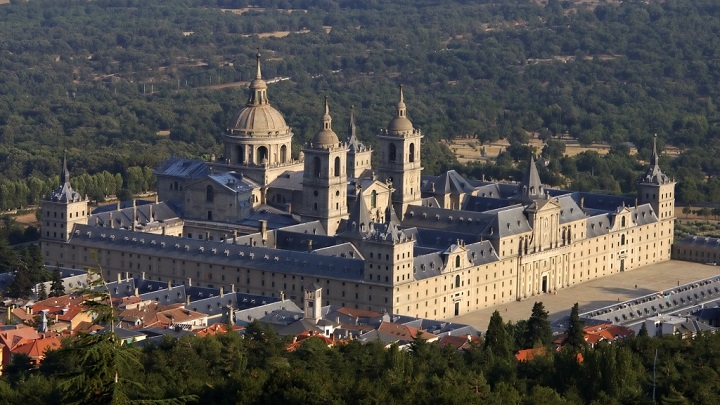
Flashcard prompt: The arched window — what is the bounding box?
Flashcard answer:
[371,190,377,208]
[621,216,626,227]
[389,143,397,162]
[313,156,321,178]
[409,143,415,162]
[280,145,287,163]
[334,156,341,177]
[455,275,460,288]
[621,235,626,245]
[206,185,214,203]
[455,255,461,268]
[257,146,268,164]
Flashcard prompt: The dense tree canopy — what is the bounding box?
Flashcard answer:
[0,0,719,203]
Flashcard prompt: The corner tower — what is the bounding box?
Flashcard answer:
[41,154,88,243]
[300,97,349,235]
[637,135,675,221]
[377,85,423,217]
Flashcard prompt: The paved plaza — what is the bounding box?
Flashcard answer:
[447,260,720,331]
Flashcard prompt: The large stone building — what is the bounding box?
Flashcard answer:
[41,55,676,320]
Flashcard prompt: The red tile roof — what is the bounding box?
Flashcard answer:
[515,347,547,362]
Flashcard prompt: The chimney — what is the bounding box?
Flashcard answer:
[148,205,153,222]
[259,220,268,239]
[186,294,191,305]
[232,230,238,244]
[141,272,146,280]
[117,201,121,210]
[205,232,210,241]
[109,212,114,228]
[95,217,99,226]
[155,194,159,203]
[280,290,285,300]
[219,286,224,298]
[187,278,192,286]
[125,272,130,280]
[55,314,59,323]
[117,273,121,283]
[134,287,139,297]
[307,239,313,252]
[167,280,172,290]
[132,200,137,231]
[580,197,585,210]
[231,284,236,293]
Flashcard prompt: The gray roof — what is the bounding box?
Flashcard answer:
[69,224,366,282]
[202,172,258,193]
[268,170,304,192]
[233,299,303,326]
[155,157,209,179]
[463,196,512,212]
[422,170,474,194]
[89,202,181,230]
[413,240,498,281]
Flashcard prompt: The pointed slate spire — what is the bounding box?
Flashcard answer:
[650,133,659,168]
[348,105,357,140]
[519,155,543,200]
[639,134,670,185]
[61,151,70,185]
[344,185,373,237]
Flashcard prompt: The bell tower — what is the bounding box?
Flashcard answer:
[300,97,349,235]
[377,85,423,218]
[41,154,88,243]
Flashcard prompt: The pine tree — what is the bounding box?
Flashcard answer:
[6,268,33,298]
[484,310,512,358]
[37,283,48,300]
[562,303,586,350]
[49,268,65,297]
[526,301,553,348]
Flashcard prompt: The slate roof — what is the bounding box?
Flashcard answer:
[89,202,181,230]
[463,196,512,212]
[154,157,209,179]
[413,240,498,281]
[422,170,474,194]
[69,224,366,281]
[268,170,304,192]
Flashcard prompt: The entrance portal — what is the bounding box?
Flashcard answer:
[620,259,625,272]
[454,301,460,316]
[541,275,548,293]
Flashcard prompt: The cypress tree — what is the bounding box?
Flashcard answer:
[484,310,512,358]
[562,303,586,350]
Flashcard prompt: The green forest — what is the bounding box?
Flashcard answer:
[1,0,720,205]
[2,305,720,404]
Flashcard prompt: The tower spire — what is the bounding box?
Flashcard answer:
[651,134,658,167]
[61,150,70,185]
[349,105,357,139]
[322,95,332,130]
[255,49,262,80]
[396,84,406,118]
[247,50,268,106]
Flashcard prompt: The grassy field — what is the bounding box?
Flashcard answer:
[445,135,632,163]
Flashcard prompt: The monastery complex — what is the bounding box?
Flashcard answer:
[41,54,676,320]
